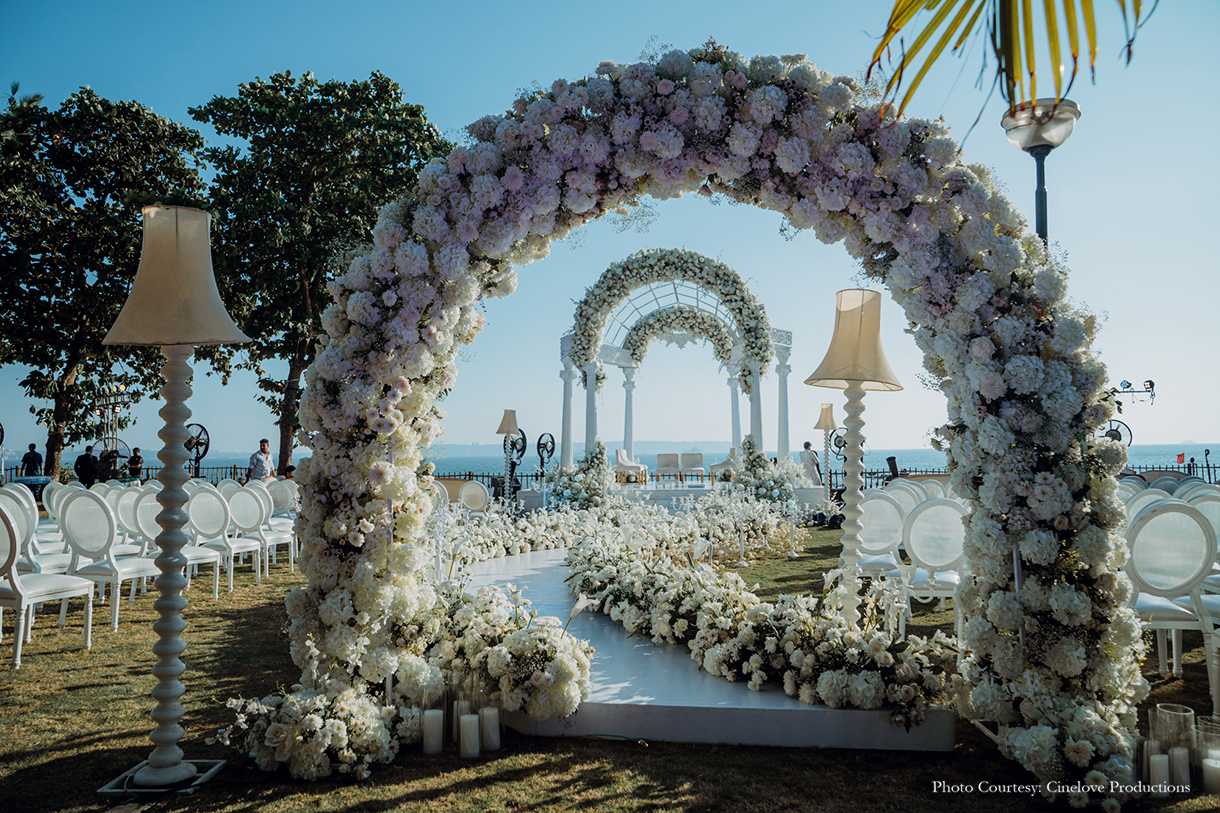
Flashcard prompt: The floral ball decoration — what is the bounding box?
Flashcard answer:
[570,247,773,391]
[269,37,1139,799]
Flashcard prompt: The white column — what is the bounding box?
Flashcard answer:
[559,363,577,468]
[728,377,742,452]
[583,361,599,454]
[838,381,867,628]
[775,346,791,460]
[747,360,764,451]
[622,367,637,460]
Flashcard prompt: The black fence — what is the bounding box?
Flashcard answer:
[2,463,254,486]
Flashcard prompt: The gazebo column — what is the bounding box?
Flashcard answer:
[583,361,599,454]
[775,346,791,460]
[747,360,764,451]
[622,366,637,459]
[728,377,742,452]
[559,361,577,468]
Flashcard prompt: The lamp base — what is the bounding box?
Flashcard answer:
[99,759,224,795]
[134,760,198,786]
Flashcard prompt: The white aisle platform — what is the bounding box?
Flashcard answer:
[467,549,955,751]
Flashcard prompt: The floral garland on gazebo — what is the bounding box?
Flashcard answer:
[246,38,1141,803]
[621,305,735,368]
[570,247,773,391]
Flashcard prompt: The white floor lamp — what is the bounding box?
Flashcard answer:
[814,403,837,512]
[805,289,902,629]
[102,206,249,788]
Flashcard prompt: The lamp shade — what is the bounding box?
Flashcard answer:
[814,403,837,431]
[1000,98,1080,152]
[104,206,250,347]
[804,289,902,391]
[495,409,519,435]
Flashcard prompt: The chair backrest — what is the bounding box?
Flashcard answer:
[245,480,275,523]
[430,483,448,512]
[115,488,142,538]
[1186,494,1220,546]
[89,481,110,496]
[656,453,679,470]
[615,449,629,466]
[917,479,945,498]
[266,480,293,514]
[282,480,300,501]
[66,481,86,490]
[895,479,930,500]
[1125,488,1172,521]
[902,498,968,574]
[228,488,266,534]
[186,488,232,541]
[1,483,39,530]
[883,482,919,515]
[144,479,164,492]
[218,480,242,499]
[132,489,165,547]
[0,491,33,561]
[60,489,117,560]
[1149,476,1183,494]
[460,480,490,512]
[857,491,905,555]
[680,453,704,469]
[0,505,19,581]
[1181,483,1220,502]
[1174,476,1205,494]
[1125,502,1216,598]
[1116,482,1143,500]
[45,482,73,521]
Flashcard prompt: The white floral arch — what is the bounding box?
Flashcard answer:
[292,40,1142,791]
[621,305,735,367]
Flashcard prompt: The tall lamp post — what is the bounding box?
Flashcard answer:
[813,403,837,512]
[805,290,902,628]
[1000,98,1081,244]
[103,206,249,787]
[496,410,520,502]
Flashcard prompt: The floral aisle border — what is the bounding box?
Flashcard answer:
[283,38,1141,802]
[621,305,735,368]
[544,441,611,509]
[570,247,773,391]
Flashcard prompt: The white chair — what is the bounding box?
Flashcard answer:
[429,482,448,512]
[614,449,647,485]
[209,489,263,589]
[459,480,490,521]
[1182,483,1220,502]
[62,490,160,631]
[709,448,737,481]
[679,453,705,484]
[217,479,242,499]
[895,498,968,638]
[854,491,905,576]
[241,482,294,574]
[1125,501,1217,681]
[266,480,296,521]
[0,505,93,668]
[655,453,680,482]
[1125,488,1173,523]
[1150,476,1183,494]
[883,481,920,516]
[132,490,222,600]
[916,479,946,498]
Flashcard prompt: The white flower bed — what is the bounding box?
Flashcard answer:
[264,38,1141,802]
[570,247,773,391]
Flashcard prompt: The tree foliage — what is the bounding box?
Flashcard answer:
[189,71,451,472]
[0,85,206,476]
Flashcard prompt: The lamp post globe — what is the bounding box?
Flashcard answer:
[1000,98,1081,244]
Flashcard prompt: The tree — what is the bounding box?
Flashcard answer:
[0,86,206,477]
[869,0,1158,117]
[189,71,450,473]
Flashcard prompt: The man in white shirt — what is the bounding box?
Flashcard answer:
[248,438,275,481]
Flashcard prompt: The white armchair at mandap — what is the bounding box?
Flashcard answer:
[614,449,647,485]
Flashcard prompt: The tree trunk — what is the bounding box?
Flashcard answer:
[45,360,81,481]
[276,343,308,475]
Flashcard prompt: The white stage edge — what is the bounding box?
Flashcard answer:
[467,549,955,751]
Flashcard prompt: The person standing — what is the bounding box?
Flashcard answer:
[21,443,43,477]
[247,438,275,482]
[74,446,99,487]
[126,447,144,480]
[800,441,822,485]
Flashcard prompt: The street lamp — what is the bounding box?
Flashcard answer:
[1000,98,1081,244]
[102,206,249,789]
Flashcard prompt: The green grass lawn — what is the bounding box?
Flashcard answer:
[1,530,1216,812]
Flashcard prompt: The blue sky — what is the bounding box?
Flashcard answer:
[2,1,1217,464]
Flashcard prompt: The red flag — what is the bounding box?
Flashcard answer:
[1177,453,1186,464]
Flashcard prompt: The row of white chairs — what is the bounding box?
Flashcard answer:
[430,480,491,521]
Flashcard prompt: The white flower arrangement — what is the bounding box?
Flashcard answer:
[543,441,612,510]
[267,37,1142,801]
[734,435,800,506]
[570,247,773,392]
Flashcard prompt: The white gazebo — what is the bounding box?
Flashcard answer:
[556,250,793,469]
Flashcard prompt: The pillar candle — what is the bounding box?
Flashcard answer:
[1169,746,1190,789]
[459,713,481,758]
[1149,754,1170,797]
[1203,757,1220,794]
[1144,738,1159,782]
[422,709,444,755]
[480,706,501,751]
[453,698,471,741]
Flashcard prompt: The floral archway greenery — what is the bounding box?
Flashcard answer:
[621,305,735,368]
[281,39,1140,795]
[569,247,772,390]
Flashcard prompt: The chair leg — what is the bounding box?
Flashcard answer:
[24,605,34,643]
[0,605,4,644]
[58,598,69,628]
[1211,630,1220,718]
[13,605,25,668]
[129,577,138,605]
[1172,629,1184,677]
[228,553,234,592]
[111,585,121,631]
[1157,629,1169,677]
[83,595,92,650]
[212,562,219,600]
